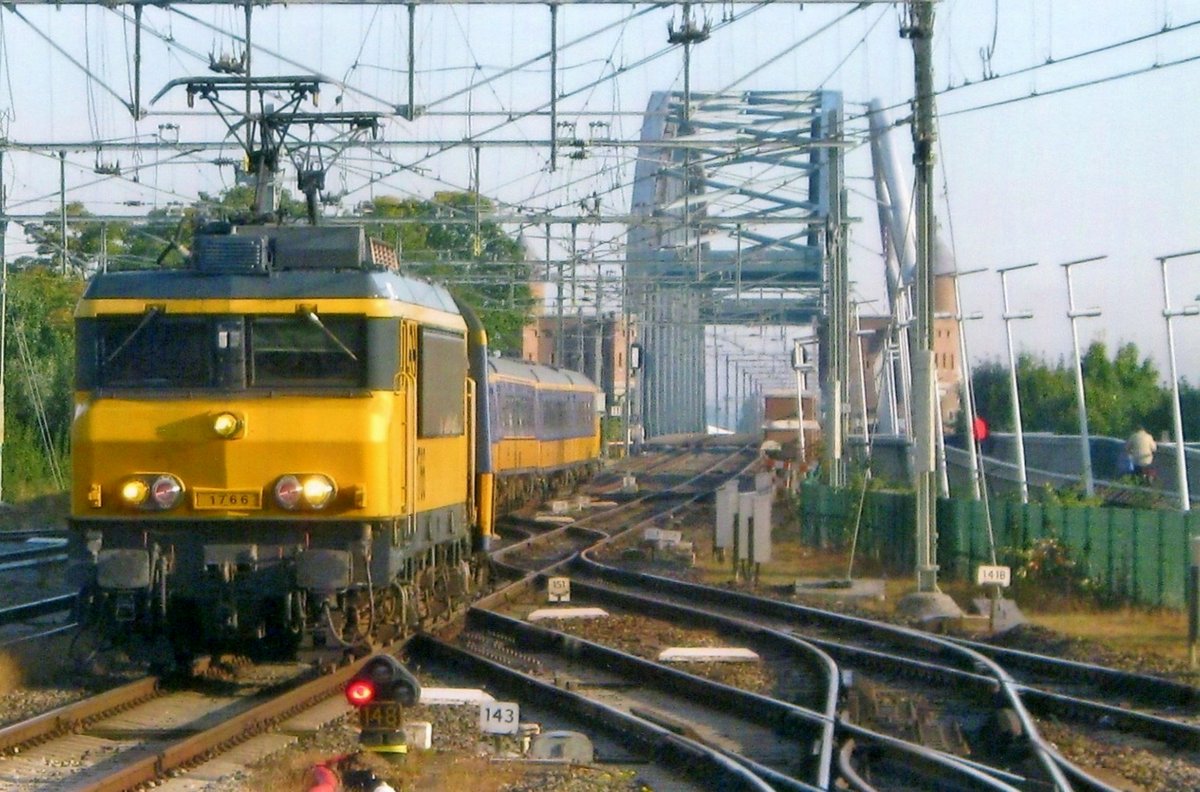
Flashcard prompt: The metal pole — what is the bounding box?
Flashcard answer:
[133,6,143,119]
[59,151,67,276]
[934,390,949,498]
[622,265,632,455]
[555,241,564,366]
[738,367,747,433]
[244,1,253,122]
[1157,249,1200,511]
[595,264,604,389]
[709,328,718,429]
[908,0,938,593]
[724,355,732,431]
[793,340,807,472]
[406,3,417,121]
[1061,255,1105,497]
[998,262,1037,504]
[549,3,558,171]
[569,221,578,362]
[0,150,6,501]
[942,267,985,500]
[852,306,871,459]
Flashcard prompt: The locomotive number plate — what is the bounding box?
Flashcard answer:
[193,489,262,510]
[360,702,404,731]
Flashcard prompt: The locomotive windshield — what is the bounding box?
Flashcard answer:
[90,313,367,390]
[96,314,215,388]
[249,314,364,387]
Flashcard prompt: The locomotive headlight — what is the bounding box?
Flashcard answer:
[274,474,336,510]
[274,475,303,510]
[212,412,242,438]
[119,474,184,510]
[150,475,184,509]
[301,476,335,509]
[121,479,149,506]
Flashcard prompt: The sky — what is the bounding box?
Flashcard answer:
[0,0,1198,396]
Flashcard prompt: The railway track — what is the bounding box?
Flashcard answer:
[2,439,1189,790]
[441,441,1035,789]
[570,531,1199,790]
[477,441,1198,789]
[0,652,392,792]
[0,441,752,791]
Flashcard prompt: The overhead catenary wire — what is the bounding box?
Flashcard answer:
[939,51,1200,120]
[16,0,845,243]
[845,14,1200,125]
[6,6,137,117]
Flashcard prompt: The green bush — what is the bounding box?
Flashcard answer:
[1006,536,1097,607]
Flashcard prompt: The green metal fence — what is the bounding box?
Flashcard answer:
[799,482,1200,609]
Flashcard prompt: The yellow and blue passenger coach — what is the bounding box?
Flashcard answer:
[487,358,601,511]
[70,224,600,655]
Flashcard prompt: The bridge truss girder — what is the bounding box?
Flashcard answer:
[628,89,846,442]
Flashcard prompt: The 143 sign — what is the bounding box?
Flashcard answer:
[479,702,520,734]
[976,565,1012,588]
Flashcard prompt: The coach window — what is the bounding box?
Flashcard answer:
[516,386,534,435]
[418,328,466,437]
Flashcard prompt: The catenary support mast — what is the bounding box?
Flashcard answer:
[908,0,940,595]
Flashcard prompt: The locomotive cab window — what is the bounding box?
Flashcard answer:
[418,328,466,437]
[94,314,214,388]
[249,314,366,388]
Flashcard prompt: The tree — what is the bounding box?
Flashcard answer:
[17,203,130,275]
[971,341,1173,440]
[361,192,533,354]
[1079,342,1169,437]
[3,267,84,498]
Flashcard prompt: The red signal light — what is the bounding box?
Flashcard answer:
[345,679,376,707]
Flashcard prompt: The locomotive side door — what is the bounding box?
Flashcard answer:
[394,320,419,520]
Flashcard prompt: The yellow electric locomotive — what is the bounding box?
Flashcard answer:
[70,223,600,655]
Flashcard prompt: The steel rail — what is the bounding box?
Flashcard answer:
[73,646,398,792]
[575,559,1097,792]
[0,676,162,754]
[0,594,76,626]
[553,576,1034,790]
[412,632,777,792]
[946,634,1200,707]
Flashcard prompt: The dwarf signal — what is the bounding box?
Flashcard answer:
[345,678,376,707]
[345,654,422,759]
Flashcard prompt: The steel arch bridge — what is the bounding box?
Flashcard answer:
[627,89,846,438]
